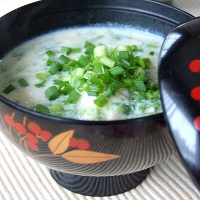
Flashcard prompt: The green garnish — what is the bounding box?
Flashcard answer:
[45,86,60,100]
[35,73,47,80]
[18,78,29,87]
[48,62,60,75]
[109,66,125,76]
[94,45,107,57]
[33,42,160,109]
[3,40,160,115]
[78,55,90,67]
[3,84,16,94]
[84,41,95,55]
[99,56,115,68]
[149,51,155,55]
[71,48,81,53]
[57,55,70,65]
[94,94,108,107]
[35,104,49,114]
[50,104,64,112]
[60,47,72,55]
[46,50,54,57]
[35,80,46,88]
[67,90,81,103]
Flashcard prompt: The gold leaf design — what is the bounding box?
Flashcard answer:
[48,130,74,155]
[62,150,120,164]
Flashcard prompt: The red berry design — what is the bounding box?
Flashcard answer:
[28,122,42,134]
[26,140,39,151]
[40,130,52,141]
[26,133,39,151]
[77,139,90,150]
[189,59,200,73]
[69,137,78,148]
[194,116,200,131]
[191,86,200,101]
[26,132,38,144]
[4,114,16,126]
[14,123,26,134]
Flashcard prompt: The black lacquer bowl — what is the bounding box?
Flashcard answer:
[0,0,193,197]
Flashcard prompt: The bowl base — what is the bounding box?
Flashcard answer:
[50,169,150,196]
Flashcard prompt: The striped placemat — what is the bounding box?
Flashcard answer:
[0,0,200,199]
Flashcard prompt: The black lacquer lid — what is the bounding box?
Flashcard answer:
[159,17,200,190]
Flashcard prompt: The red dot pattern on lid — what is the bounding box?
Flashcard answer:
[189,59,200,73]
[191,86,200,101]
[189,59,200,131]
[194,116,200,131]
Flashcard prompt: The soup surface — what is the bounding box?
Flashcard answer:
[0,26,163,120]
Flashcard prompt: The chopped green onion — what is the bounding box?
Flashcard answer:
[78,55,90,67]
[76,79,86,91]
[146,91,154,99]
[71,48,81,53]
[135,56,145,69]
[99,56,115,68]
[93,64,105,74]
[62,60,77,71]
[94,45,107,57]
[98,70,111,84]
[94,94,108,107]
[91,78,104,86]
[104,87,113,97]
[116,45,130,52]
[122,78,133,88]
[137,72,146,81]
[118,51,129,60]
[3,84,16,94]
[57,55,69,65]
[67,90,81,103]
[86,84,103,94]
[109,66,125,76]
[46,59,53,66]
[54,80,63,85]
[60,47,72,55]
[83,71,94,80]
[133,79,146,93]
[35,104,49,114]
[73,68,85,78]
[48,62,62,75]
[147,83,159,90]
[153,91,160,98]
[50,104,64,112]
[110,80,123,94]
[59,81,73,95]
[46,50,54,57]
[149,51,155,55]
[35,80,46,88]
[84,41,95,54]
[45,86,60,100]
[121,58,130,67]
[135,93,145,101]
[18,78,29,87]
[143,58,151,69]
[35,73,46,80]
[29,42,159,112]
[87,91,98,96]
[131,45,143,52]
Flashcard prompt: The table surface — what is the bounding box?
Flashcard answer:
[0,0,200,199]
